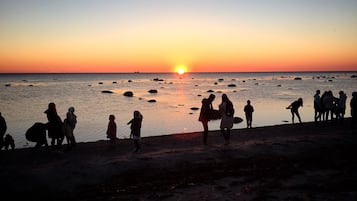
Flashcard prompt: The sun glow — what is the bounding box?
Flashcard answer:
[175,65,187,75]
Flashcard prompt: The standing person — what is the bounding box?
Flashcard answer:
[198,94,216,145]
[314,90,322,123]
[64,107,77,149]
[322,91,335,121]
[44,102,64,150]
[286,98,303,124]
[219,94,234,145]
[244,100,254,128]
[337,91,347,123]
[127,111,143,153]
[351,92,357,134]
[4,134,15,150]
[106,115,117,144]
[0,112,7,150]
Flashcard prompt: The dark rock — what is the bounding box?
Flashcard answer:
[207,89,214,92]
[190,107,199,111]
[148,99,156,103]
[228,84,236,87]
[102,90,114,94]
[153,78,164,82]
[148,89,158,94]
[98,82,103,84]
[5,84,11,87]
[128,80,132,82]
[112,81,117,84]
[218,78,224,82]
[123,91,134,97]
[294,77,302,80]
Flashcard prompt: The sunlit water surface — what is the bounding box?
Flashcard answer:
[0,72,356,148]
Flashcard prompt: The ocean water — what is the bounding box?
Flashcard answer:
[0,72,356,148]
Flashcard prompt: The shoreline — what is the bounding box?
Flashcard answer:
[1,119,356,201]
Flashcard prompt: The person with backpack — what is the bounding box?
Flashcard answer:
[219,94,234,145]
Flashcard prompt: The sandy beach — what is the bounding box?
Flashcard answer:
[1,119,356,201]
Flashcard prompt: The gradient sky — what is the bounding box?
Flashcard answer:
[1,0,357,73]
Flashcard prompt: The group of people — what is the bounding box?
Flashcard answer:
[106,111,143,153]
[42,103,77,150]
[1,89,356,151]
[198,93,254,145]
[199,90,357,145]
[313,90,349,123]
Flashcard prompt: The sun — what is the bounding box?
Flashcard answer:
[175,64,187,75]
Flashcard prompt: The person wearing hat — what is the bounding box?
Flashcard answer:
[351,92,357,134]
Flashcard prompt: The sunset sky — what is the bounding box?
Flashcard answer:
[0,0,357,73]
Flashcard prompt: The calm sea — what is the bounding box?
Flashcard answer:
[0,72,356,148]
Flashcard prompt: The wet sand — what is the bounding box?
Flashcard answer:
[1,119,356,201]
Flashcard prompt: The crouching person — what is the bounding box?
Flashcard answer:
[26,122,48,150]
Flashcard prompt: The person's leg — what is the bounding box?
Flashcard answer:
[202,120,208,145]
[295,111,302,123]
[291,110,295,124]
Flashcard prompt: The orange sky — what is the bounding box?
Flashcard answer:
[1,1,356,73]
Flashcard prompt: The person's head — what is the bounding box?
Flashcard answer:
[222,94,229,102]
[109,114,115,121]
[48,102,56,110]
[298,98,303,106]
[353,92,357,98]
[68,107,75,113]
[134,110,140,117]
[208,94,215,101]
[247,100,251,105]
[316,90,320,94]
[339,91,344,96]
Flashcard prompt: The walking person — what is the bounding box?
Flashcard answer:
[219,94,234,145]
[244,100,254,128]
[314,90,322,123]
[198,94,216,145]
[44,102,64,150]
[0,112,7,150]
[63,107,77,149]
[286,98,303,124]
[127,111,143,153]
[106,115,117,144]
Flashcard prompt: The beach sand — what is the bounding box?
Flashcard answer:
[1,119,356,201]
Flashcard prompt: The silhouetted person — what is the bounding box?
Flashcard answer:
[199,94,216,145]
[314,90,322,122]
[106,114,117,144]
[351,92,357,134]
[219,94,234,145]
[127,111,143,153]
[44,102,64,150]
[322,91,335,121]
[25,122,48,149]
[337,91,347,123]
[4,134,15,150]
[286,98,303,124]
[0,112,7,150]
[244,100,254,128]
[64,107,77,149]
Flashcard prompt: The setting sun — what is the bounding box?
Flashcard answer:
[175,65,187,75]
